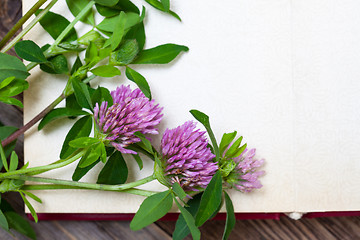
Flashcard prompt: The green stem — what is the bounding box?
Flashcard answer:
[1,73,95,148]
[21,185,157,197]
[1,0,58,53]
[0,0,49,50]
[0,149,85,178]
[51,0,95,48]
[9,175,156,192]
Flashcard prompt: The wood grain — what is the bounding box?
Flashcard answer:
[1,0,360,239]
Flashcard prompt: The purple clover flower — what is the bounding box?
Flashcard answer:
[160,121,218,191]
[224,147,265,193]
[94,85,163,154]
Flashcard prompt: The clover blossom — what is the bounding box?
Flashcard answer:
[94,85,163,154]
[223,147,265,193]
[160,121,218,191]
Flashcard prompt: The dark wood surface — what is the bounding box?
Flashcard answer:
[1,0,360,239]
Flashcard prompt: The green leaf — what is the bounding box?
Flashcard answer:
[226,136,246,158]
[91,86,113,107]
[90,65,121,77]
[130,190,173,231]
[85,42,98,65]
[174,198,200,240]
[0,144,8,172]
[195,171,222,227]
[125,67,151,99]
[0,97,23,108]
[222,192,236,240]
[190,109,220,160]
[69,137,99,148]
[97,151,128,184]
[125,22,145,51]
[72,159,100,181]
[70,56,83,75]
[145,0,181,21]
[173,194,202,240]
[40,54,69,74]
[161,0,170,12]
[14,40,47,63]
[71,79,93,110]
[133,132,153,154]
[36,10,77,42]
[4,211,36,240]
[96,12,141,33]
[38,108,89,130]
[95,0,119,7]
[66,0,95,26]
[60,115,93,159]
[78,144,102,168]
[110,39,139,66]
[20,192,38,223]
[219,131,237,156]
[172,182,187,201]
[9,151,18,171]
[0,53,29,82]
[96,0,139,17]
[133,44,188,64]
[0,126,17,158]
[0,209,8,231]
[66,94,82,112]
[132,154,143,170]
[111,11,127,51]
[20,190,42,204]
[0,78,29,97]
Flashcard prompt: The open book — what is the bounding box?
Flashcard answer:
[24,0,360,217]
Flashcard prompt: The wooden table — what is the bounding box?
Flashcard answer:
[1,1,359,239]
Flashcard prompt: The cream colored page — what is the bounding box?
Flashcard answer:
[23,0,294,213]
[293,1,360,212]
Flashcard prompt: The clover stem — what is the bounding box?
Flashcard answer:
[1,0,58,53]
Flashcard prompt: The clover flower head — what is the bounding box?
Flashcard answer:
[94,85,163,154]
[160,121,218,191]
[224,147,265,193]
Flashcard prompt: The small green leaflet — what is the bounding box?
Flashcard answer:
[161,0,170,12]
[4,211,36,240]
[96,12,142,33]
[0,53,29,82]
[60,115,93,159]
[0,97,23,108]
[225,136,246,158]
[134,132,153,154]
[132,44,189,64]
[20,190,42,204]
[219,131,237,156]
[40,54,69,74]
[38,108,89,130]
[0,209,8,231]
[172,182,187,201]
[111,11,127,51]
[0,144,8,172]
[91,86,113,107]
[145,0,181,21]
[190,109,220,160]
[14,40,47,63]
[97,151,128,185]
[94,0,119,7]
[78,143,102,168]
[132,154,143,170]
[222,192,236,240]
[9,151,18,171]
[69,137,99,148]
[195,171,222,227]
[173,193,202,240]
[110,39,139,66]
[90,65,121,77]
[130,190,173,231]
[174,197,200,240]
[0,77,29,97]
[71,78,93,110]
[36,10,77,42]
[66,0,95,26]
[125,67,151,99]
[20,192,38,223]
[72,159,100,181]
